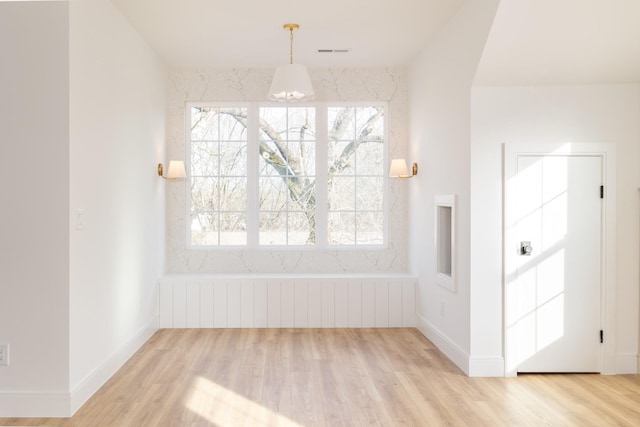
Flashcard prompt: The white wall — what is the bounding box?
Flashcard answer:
[0,0,166,417]
[0,1,71,415]
[68,0,166,413]
[470,84,640,374]
[408,0,499,373]
[165,68,409,274]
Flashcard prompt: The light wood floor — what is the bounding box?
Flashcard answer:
[2,328,640,426]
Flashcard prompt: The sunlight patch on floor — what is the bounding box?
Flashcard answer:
[185,376,302,427]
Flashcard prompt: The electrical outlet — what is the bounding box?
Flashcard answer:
[0,343,9,366]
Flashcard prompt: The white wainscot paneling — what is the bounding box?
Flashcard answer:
[158,275,416,329]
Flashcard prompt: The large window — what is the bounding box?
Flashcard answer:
[187,103,386,248]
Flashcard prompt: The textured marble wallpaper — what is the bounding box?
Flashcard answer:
[165,67,409,273]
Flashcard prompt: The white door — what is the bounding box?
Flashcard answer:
[513,154,602,373]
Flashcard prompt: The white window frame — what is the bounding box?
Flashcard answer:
[185,101,389,250]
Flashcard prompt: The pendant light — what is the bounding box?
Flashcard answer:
[268,23,315,102]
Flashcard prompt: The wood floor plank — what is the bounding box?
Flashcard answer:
[1,328,640,426]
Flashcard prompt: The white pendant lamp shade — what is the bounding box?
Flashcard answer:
[268,63,315,102]
[268,23,315,102]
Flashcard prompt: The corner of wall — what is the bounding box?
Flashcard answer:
[408,0,501,375]
[415,313,470,375]
[67,0,166,415]
[0,0,71,410]
[69,317,158,415]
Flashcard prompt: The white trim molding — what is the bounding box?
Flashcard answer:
[69,316,158,415]
[0,391,70,418]
[615,353,639,375]
[416,313,470,375]
[435,194,456,292]
[468,357,505,377]
[159,274,416,329]
[0,316,158,418]
[415,314,504,377]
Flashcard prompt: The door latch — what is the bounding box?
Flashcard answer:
[520,241,533,256]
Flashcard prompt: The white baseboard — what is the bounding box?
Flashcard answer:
[0,318,158,418]
[69,316,158,415]
[615,353,638,374]
[468,356,505,377]
[415,313,470,375]
[0,317,158,418]
[0,391,70,418]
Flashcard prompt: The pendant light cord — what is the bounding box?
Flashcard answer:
[289,26,294,64]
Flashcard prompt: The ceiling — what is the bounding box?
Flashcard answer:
[110,0,640,84]
[109,0,465,69]
[475,0,640,85]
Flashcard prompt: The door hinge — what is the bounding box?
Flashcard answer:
[600,185,604,199]
[600,330,604,343]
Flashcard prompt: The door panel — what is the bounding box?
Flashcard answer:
[515,155,601,373]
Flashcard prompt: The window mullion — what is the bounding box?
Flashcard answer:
[185,104,194,247]
[246,105,259,247]
[285,110,290,245]
[315,105,328,248]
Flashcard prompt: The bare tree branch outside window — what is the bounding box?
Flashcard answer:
[188,104,385,246]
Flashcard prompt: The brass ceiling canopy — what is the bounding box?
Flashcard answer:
[283,24,300,64]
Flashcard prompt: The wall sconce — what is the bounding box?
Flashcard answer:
[389,159,418,178]
[157,160,186,180]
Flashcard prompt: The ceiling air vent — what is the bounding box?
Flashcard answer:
[317,49,351,53]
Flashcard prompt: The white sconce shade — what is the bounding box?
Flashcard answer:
[389,159,409,177]
[166,160,186,179]
[389,158,418,178]
[158,160,186,180]
[268,63,315,102]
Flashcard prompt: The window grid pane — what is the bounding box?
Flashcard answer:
[327,106,385,245]
[190,106,248,246]
[258,107,316,245]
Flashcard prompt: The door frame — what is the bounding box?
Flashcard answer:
[503,142,616,377]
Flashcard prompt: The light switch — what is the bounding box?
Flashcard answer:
[0,343,8,366]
